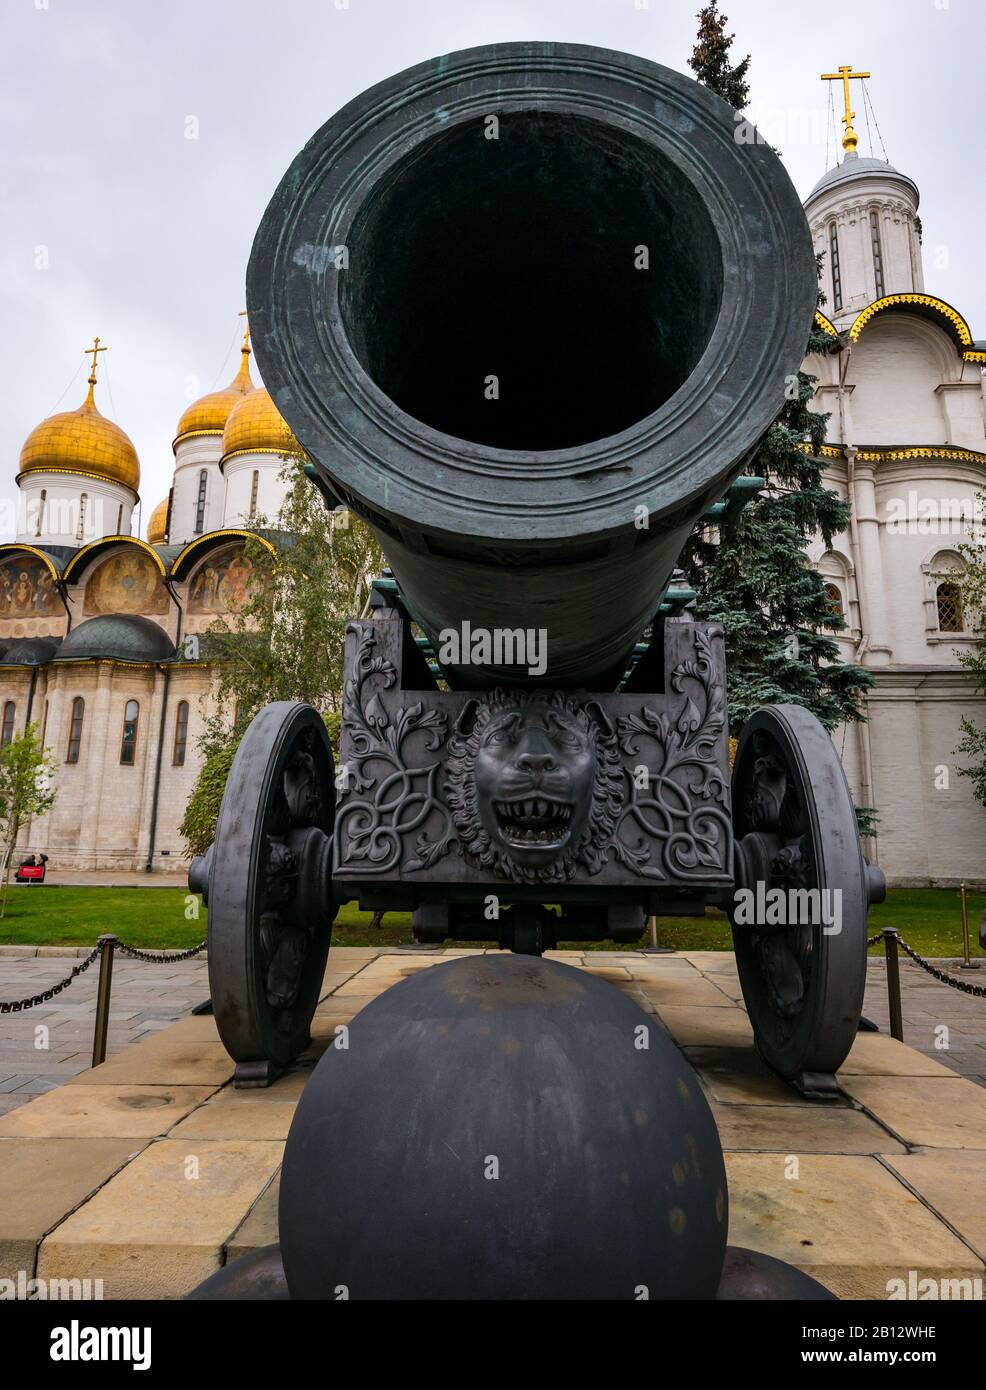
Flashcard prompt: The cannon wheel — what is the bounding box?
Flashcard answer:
[190,702,337,1086]
[729,705,878,1097]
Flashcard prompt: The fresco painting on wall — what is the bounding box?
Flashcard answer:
[188,546,256,614]
[0,558,58,617]
[84,551,169,616]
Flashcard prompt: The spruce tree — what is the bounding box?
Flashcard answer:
[683,7,873,736]
[688,2,750,110]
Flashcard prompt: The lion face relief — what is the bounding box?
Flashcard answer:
[445,691,625,884]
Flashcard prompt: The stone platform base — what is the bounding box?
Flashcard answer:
[1,948,984,1300]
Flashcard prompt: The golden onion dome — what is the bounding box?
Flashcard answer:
[174,341,254,449]
[146,496,170,544]
[221,387,304,465]
[18,378,140,495]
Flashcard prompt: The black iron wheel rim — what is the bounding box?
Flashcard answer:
[729,705,867,1079]
[207,702,336,1068]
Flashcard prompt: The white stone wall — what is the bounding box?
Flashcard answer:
[169,436,224,544]
[222,451,292,528]
[16,472,135,546]
[865,673,986,886]
[6,660,222,873]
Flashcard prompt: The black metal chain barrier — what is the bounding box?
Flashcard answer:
[869,929,986,999]
[868,929,986,997]
[0,933,209,1064]
[865,928,985,1043]
[115,940,207,963]
[0,944,101,1014]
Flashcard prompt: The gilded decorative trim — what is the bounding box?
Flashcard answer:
[170,528,278,576]
[14,466,139,501]
[849,294,974,348]
[219,445,306,468]
[814,311,839,338]
[172,429,225,452]
[802,442,986,465]
[0,544,61,579]
[62,535,168,583]
[964,351,986,364]
[47,657,159,669]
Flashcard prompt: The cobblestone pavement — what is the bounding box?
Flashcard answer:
[0,954,210,1117]
[0,950,983,1117]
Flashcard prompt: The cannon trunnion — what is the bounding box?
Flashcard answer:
[193,43,884,1097]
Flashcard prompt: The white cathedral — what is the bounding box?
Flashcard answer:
[0,92,983,883]
[0,332,303,873]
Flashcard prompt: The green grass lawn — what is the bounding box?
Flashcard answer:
[0,885,981,959]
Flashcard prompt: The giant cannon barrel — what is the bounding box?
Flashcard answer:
[247,42,816,691]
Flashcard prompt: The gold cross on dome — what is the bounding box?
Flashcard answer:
[821,65,872,154]
[84,335,107,384]
[238,309,250,353]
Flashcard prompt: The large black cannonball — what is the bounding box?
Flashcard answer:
[279,954,727,1300]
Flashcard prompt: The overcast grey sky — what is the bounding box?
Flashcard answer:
[2,0,983,537]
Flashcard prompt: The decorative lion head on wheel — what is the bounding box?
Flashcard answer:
[445,690,625,884]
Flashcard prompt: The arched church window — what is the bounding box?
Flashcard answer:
[35,489,46,538]
[195,471,208,534]
[76,493,88,542]
[120,699,140,765]
[41,699,49,745]
[869,209,885,299]
[66,697,85,763]
[936,581,963,633]
[828,221,842,312]
[116,502,123,534]
[173,700,189,766]
[249,470,260,520]
[1,702,15,747]
[823,582,844,620]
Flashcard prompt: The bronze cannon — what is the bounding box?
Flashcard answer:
[192,43,884,1099]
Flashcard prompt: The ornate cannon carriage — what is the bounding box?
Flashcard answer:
[190,43,885,1098]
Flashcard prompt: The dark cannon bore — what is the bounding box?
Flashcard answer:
[339,112,723,451]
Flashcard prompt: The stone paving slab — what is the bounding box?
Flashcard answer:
[227,1176,280,1260]
[169,1098,298,1141]
[652,1002,755,1048]
[687,1046,847,1107]
[0,1136,145,1280]
[0,1084,217,1138]
[67,1040,235,1088]
[711,1101,906,1155]
[839,1076,986,1149]
[880,1150,986,1262]
[837,1032,959,1078]
[724,1152,984,1300]
[38,1138,285,1299]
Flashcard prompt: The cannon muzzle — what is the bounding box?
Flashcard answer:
[248,42,815,690]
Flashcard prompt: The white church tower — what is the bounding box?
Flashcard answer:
[807,67,923,325]
[803,65,986,887]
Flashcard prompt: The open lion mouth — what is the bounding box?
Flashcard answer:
[493,798,573,848]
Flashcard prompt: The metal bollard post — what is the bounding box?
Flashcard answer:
[959,882,981,970]
[884,930,903,1042]
[641,914,672,955]
[91,934,118,1067]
